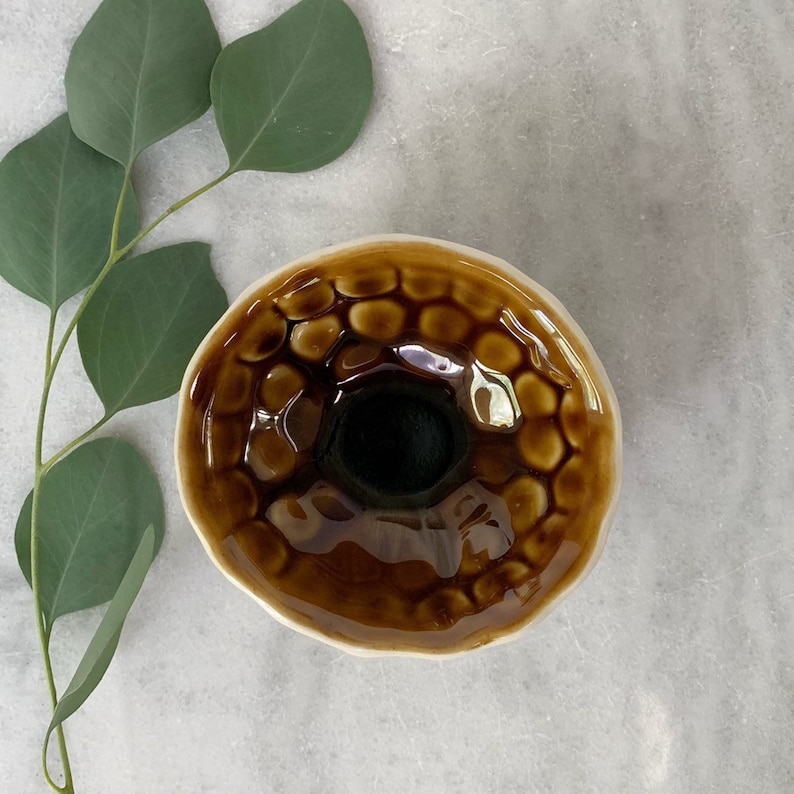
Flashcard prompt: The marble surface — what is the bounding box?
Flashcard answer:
[1,0,793,791]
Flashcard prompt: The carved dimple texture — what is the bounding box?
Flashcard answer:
[211,358,255,415]
[180,245,619,654]
[553,454,586,513]
[276,278,335,320]
[416,587,474,627]
[401,270,450,301]
[518,418,567,473]
[419,303,472,341]
[232,521,290,577]
[521,514,566,570]
[289,314,342,362]
[235,303,286,363]
[246,427,296,483]
[559,389,589,449]
[501,476,549,534]
[335,265,398,297]
[452,281,502,320]
[515,370,559,417]
[257,363,306,413]
[473,330,523,372]
[347,298,406,340]
[472,561,531,607]
[207,414,247,470]
[208,469,259,527]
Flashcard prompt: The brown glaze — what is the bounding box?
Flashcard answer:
[176,238,621,655]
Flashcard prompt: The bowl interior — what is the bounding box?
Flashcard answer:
[175,235,622,656]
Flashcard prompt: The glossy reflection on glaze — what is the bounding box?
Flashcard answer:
[176,238,621,655]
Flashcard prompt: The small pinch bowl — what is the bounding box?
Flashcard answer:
[175,234,622,657]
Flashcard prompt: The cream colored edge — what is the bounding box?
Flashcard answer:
[174,233,623,659]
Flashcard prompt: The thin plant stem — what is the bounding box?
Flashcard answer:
[28,167,230,792]
[116,170,231,259]
[110,170,132,255]
[31,312,74,793]
[42,414,112,475]
[42,730,70,793]
[44,311,57,372]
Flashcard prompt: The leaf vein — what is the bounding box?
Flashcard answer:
[229,0,328,172]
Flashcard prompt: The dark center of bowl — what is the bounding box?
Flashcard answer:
[317,379,470,509]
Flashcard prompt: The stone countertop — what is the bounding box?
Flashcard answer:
[1,1,792,791]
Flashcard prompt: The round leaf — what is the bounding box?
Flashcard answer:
[65,0,221,167]
[211,0,373,174]
[15,438,165,627]
[76,242,228,416]
[0,114,138,309]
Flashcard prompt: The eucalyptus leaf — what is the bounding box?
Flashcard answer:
[45,525,155,748]
[0,114,138,309]
[65,0,221,167]
[211,0,373,174]
[15,438,164,627]
[76,242,228,416]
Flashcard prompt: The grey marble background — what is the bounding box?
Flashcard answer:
[2,1,793,791]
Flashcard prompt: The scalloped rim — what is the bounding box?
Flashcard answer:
[175,234,623,658]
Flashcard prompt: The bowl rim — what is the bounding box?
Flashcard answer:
[174,233,623,658]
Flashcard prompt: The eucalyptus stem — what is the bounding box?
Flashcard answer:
[116,170,231,259]
[42,414,112,475]
[44,311,57,373]
[31,312,74,794]
[110,170,132,254]
[28,167,230,793]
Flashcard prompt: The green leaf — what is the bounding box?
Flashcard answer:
[211,0,373,174]
[65,0,221,167]
[15,438,164,627]
[0,114,138,309]
[76,242,228,416]
[45,525,156,748]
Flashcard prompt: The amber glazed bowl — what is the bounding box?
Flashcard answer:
[175,235,622,656]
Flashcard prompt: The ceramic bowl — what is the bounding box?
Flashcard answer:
[175,235,621,656]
